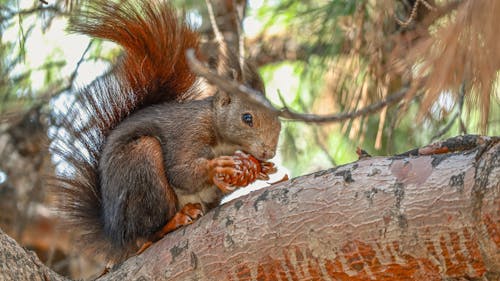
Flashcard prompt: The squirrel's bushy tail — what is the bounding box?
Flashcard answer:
[70,0,200,105]
[52,77,136,260]
[52,0,200,260]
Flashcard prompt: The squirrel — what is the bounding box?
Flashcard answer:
[52,0,281,262]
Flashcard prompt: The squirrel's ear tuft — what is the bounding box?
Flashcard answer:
[214,91,231,107]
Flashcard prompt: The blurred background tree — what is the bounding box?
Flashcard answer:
[0,0,498,279]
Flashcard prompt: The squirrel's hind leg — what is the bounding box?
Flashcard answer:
[105,135,203,256]
[100,135,178,251]
[136,203,203,255]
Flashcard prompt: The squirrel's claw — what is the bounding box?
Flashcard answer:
[181,202,204,220]
[260,161,277,175]
[257,172,270,181]
[136,241,153,255]
[213,175,237,193]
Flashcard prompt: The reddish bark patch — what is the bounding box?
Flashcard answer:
[434,229,487,277]
[326,240,441,280]
[236,264,252,280]
[484,213,500,248]
[439,232,465,276]
[230,238,489,280]
[462,228,486,276]
[425,240,438,261]
[305,250,322,280]
[255,256,289,281]
[282,248,300,281]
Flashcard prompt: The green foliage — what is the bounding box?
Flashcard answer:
[0,0,66,115]
[253,0,499,176]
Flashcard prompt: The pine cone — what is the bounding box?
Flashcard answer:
[215,151,277,190]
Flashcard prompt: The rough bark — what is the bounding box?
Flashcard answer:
[100,139,499,280]
[0,140,498,280]
[0,228,68,281]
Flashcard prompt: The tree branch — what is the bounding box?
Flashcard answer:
[187,48,410,124]
[186,48,277,112]
[279,86,409,123]
[0,6,64,23]
[92,136,499,280]
[1,136,499,279]
[0,228,68,281]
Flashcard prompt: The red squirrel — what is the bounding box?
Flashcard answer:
[52,0,280,262]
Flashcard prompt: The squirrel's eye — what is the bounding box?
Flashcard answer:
[242,113,253,127]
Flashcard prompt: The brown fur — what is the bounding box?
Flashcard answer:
[69,0,200,105]
[52,0,281,262]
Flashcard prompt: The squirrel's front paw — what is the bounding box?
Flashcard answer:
[208,155,240,193]
[210,151,277,194]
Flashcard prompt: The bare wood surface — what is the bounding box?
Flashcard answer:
[95,140,500,280]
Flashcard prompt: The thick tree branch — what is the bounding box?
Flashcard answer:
[91,137,497,280]
[1,136,498,280]
[0,228,68,281]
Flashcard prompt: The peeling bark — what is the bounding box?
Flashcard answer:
[0,140,498,280]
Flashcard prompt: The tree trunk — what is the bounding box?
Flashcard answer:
[0,228,68,281]
[0,139,499,280]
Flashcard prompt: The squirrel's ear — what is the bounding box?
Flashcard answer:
[214,90,231,107]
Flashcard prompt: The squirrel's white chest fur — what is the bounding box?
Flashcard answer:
[176,185,221,212]
[212,143,241,157]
